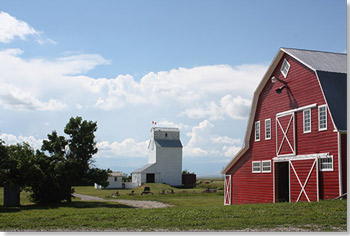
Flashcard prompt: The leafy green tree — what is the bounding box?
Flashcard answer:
[1,117,109,205]
[30,116,107,204]
[80,167,112,187]
[0,142,37,206]
[28,150,70,204]
[0,142,35,189]
[64,116,98,187]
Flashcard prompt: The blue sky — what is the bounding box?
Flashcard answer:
[0,0,346,177]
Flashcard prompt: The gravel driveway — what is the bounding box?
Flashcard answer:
[73,193,172,209]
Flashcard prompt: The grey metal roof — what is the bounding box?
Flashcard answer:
[281,48,346,73]
[155,139,183,148]
[132,163,155,173]
[282,48,347,131]
[317,71,347,131]
[152,127,180,132]
[110,171,123,177]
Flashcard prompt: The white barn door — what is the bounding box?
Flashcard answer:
[224,175,231,205]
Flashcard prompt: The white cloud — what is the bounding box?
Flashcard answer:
[180,95,251,121]
[0,11,40,43]
[96,138,148,159]
[222,145,241,157]
[0,11,56,45]
[0,81,66,111]
[0,46,265,114]
[156,120,190,130]
[181,101,224,120]
[220,95,251,119]
[0,133,43,150]
[184,120,242,158]
[0,132,149,161]
[91,64,265,111]
[211,136,241,145]
[0,48,110,111]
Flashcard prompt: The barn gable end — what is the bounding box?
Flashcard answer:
[222,48,347,204]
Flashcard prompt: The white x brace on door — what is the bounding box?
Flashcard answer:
[289,158,319,202]
[224,175,231,205]
[276,112,295,156]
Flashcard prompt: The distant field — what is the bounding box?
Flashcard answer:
[0,184,347,232]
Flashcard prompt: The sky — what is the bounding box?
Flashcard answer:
[0,0,346,177]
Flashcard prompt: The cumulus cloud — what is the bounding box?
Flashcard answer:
[156,120,190,130]
[90,64,265,111]
[0,11,56,44]
[0,133,43,150]
[184,120,242,158]
[0,11,39,43]
[0,48,110,110]
[181,95,251,120]
[220,95,251,119]
[0,45,265,114]
[96,138,148,159]
[0,81,66,111]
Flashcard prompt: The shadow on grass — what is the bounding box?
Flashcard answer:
[0,200,134,213]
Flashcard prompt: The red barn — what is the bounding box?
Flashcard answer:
[221,48,347,204]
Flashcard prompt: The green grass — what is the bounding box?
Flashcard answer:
[0,186,347,232]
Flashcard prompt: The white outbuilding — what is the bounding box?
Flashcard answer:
[94,171,138,189]
[132,127,183,187]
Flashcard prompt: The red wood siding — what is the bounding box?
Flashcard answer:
[227,53,341,204]
[229,149,273,204]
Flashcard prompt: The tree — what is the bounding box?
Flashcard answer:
[29,116,106,204]
[0,142,35,189]
[0,117,109,205]
[80,168,112,187]
[0,142,36,206]
[64,116,98,187]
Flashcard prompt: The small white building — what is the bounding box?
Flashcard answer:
[94,171,137,189]
[132,127,183,187]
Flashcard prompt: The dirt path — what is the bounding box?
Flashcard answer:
[73,193,172,209]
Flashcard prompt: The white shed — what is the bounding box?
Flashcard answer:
[95,171,138,189]
[132,127,183,187]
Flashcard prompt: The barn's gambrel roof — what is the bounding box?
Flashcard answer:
[282,48,347,131]
[282,48,346,73]
[221,48,347,174]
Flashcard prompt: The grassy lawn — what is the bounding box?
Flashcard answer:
[0,184,347,232]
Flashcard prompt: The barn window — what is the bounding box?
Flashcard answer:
[319,156,333,171]
[114,177,119,181]
[252,161,261,173]
[318,105,327,131]
[262,160,271,173]
[255,121,260,141]
[280,59,290,78]
[265,119,271,140]
[165,133,168,137]
[303,109,311,133]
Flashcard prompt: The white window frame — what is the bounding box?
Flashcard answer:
[262,160,272,173]
[255,121,260,141]
[319,156,333,171]
[252,161,261,173]
[265,118,271,140]
[280,59,290,78]
[303,109,311,133]
[318,105,327,131]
